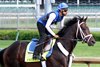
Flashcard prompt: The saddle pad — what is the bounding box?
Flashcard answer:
[25,38,56,62]
[27,39,38,53]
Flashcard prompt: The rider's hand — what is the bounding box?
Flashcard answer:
[54,35,59,38]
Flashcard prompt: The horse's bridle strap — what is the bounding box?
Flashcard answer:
[76,20,92,43]
[83,34,92,43]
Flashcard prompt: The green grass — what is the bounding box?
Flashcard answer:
[73,42,100,57]
[0,40,100,67]
[0,40,15,48]
[72,64,100,67]
[72,41,100,67]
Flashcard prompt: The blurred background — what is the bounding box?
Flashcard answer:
[0,0,100,67]
[0,0,100,30]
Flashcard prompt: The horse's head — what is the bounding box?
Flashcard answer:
[76,16,96,46]
[57,16,95,46]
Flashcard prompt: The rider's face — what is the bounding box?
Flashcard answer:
[62,9,68,16]
[61,9,68,16]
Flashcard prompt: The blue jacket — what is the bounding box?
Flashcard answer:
[37,10,64,26]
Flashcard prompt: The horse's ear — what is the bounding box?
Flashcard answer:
[82,16,84,19]
[84,16,88,21]
[80,16,84,21]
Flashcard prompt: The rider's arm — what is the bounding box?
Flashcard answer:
[45,13,56,36]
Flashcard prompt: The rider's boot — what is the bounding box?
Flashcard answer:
[33,44,41,59]
[33,44,45,61]
[33,36,48,60]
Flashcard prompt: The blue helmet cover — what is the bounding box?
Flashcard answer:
[57,2,68,10]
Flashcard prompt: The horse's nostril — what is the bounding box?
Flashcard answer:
[91,41,96,44]
[88,40,95,46]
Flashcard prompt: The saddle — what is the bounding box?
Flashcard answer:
[25,38,56,62]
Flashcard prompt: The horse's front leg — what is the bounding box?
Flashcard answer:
[47,52,68,67]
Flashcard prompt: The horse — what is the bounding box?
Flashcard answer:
[0,16,96,67]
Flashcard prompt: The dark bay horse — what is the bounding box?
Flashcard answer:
[0,16,95,67]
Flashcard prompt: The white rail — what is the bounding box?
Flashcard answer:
[73,57,100,67]
[0,4,36,7]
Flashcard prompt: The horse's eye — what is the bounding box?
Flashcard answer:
[82,27,86,30]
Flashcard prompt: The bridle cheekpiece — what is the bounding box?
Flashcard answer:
[76,19,93,43]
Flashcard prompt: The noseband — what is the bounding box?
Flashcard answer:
[76,20,93,43]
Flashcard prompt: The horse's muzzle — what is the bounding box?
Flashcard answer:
[88,40,96,46]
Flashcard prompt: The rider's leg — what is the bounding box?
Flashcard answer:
[34,34,47,56]
[33,22,48,59]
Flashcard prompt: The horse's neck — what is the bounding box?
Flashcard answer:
[63,23,77,40]
[58,23,77,53]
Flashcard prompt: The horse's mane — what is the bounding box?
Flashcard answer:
[57,16,80,37]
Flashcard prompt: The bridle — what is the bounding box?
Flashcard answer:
[76,19,93,43]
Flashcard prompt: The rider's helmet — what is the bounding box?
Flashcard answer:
[57,3,68,10]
